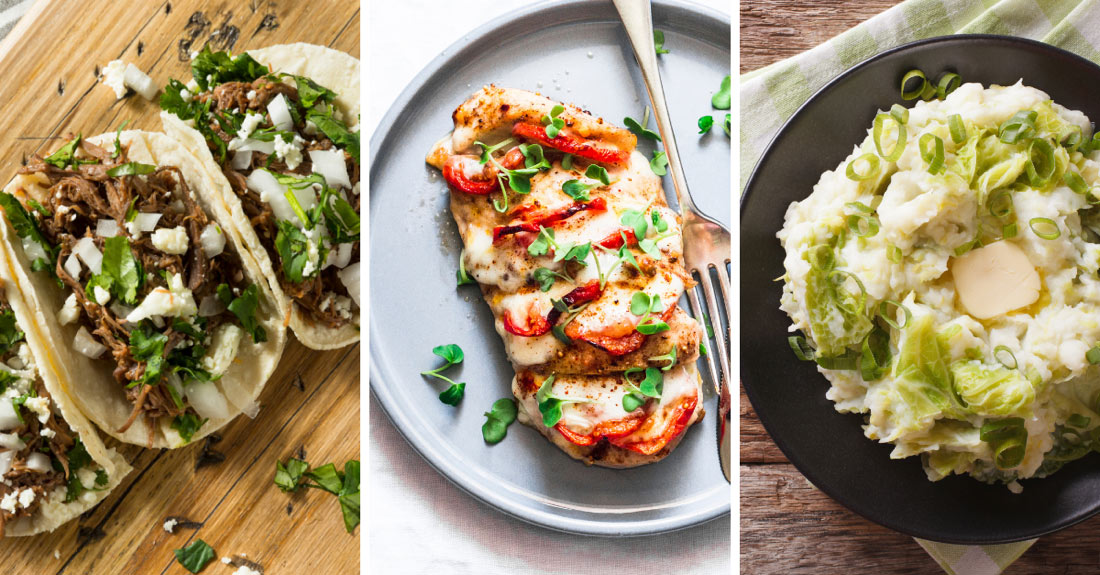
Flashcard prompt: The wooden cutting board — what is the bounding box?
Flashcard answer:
[0,1,361,573]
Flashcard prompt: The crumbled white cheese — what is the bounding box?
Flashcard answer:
[246,90,257,100]
[186,78,199,91]
[56,205,71,215]
[126,273,197,323]
[24,396,50,423]
[237,113,264,141]
[180,88,192,103]
[163,518,178,533]
[93,286,111,306]
[0,491,18,512]
[18,488,35,509]
[302,226,322,277]
[76,467,96,490]
[151,226,189,255]
[53,549,59,560]
[58,293,80,325]
[101,60,127,98]
[40,427,55,439]
[190,51,199,60]
[303,120,319,136]
[273,134,305,170]
[233,566,261,575]
[332,295,353,320]
[200,324,243,377]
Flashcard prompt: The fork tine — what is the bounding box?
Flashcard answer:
[686,276,721,395]
[698,268,731,390]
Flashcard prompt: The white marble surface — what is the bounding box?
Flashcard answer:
[367,1,731,573]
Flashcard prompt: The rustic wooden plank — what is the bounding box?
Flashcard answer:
[740,0,904,73]
[0,0,360,572]
[741,464,945,574]
[740,385,787,463]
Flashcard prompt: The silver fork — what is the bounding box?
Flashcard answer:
[613,0,732,482]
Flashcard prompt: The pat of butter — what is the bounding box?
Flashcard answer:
[950,240,1040,319]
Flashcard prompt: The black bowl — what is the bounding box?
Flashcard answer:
[741,35,1100,544]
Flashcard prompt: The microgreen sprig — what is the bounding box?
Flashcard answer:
[625,107,662,141]
[622,367,664,412]
[536,375,593,427]
[420,344,466,406]
[630,292,670,335]
[482,398,518,444]
[543,104,566,139]
[549,298,591,345]
[532,267,573,292]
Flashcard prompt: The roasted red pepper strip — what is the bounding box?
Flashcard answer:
[492,197,608,243]
[546,281,603,325]
[555,416,644,446]
[566,306,675,356]
[597,228,638,249]
[502,309,551,337]
[442,155,499,195]
[609,394,699,455]
[512,122,631,166]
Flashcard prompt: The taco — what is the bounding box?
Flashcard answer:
[0,130,286,449]
[159,43,360,350]
[0,249,129,536]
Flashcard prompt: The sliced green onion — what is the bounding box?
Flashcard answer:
[873,113,907,162]
[919,81,938,101]
[987,190,1014,218]
[935,72,961,99]
[890,104,909,125]
[993,345,1018,369]
[887,244,902,263]
[1002,223,1018,239]
[815,351,860,371]
[845,201,875,214]
[919,133,945,175]
[1064,171,1088,195]
[948,114,967,143]
[806,245,835,271]
[1025,139,1056,187]
[877,300,911,330]
[900,69,927,100]
[999,110,1038,144]
[845,154,881,181]
[789,336,815,361]
[980,418,1027,469]
[954,240,978,257]
[1087,345,1100,365]
[847,214,879,238]
[1029,217,1060,240]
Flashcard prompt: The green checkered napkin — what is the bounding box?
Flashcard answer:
[741,0,1100,573]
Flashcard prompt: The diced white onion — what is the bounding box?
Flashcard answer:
[0,400,20,431]
[133,213,161,233]
[199,224,225,258]
[95,219,120,237]
[233,138,275,154]
[0,451,12,476]
[165,372,185,404]
[64,253,81,279]
[230,150,253,170]
[337,262,360,306]
[309,149,351,189]
[21,236,47,263]
[25,452,51,473]
[198,294,225,317]
[73,237,102,275]
[324,241,352,270]
[184,382,231,420]
[123,63,159,100]
[74,326,107,358]
[109,302,133,319]
[267,94,293,132]
[246,170,296,222]
[0,432,25,451]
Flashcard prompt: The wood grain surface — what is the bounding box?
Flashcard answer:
[0,1,361,574]
[741,2,1100,573]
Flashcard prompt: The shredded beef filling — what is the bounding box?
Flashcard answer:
[0,302,76,537]
[198,77,360,328]
[20,139,249,439]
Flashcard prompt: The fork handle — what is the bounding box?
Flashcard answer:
[612,0,698,214]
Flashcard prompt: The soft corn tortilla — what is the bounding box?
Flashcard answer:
[0,130,286,448]
[161,43,360,350]
[0,251,130,536]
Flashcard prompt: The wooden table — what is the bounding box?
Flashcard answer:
[0,1,360,573]
[741,2,1100,573]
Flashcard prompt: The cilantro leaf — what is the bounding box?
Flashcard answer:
[98,236,143,304]
[0,307,24,357]
[170,412,207,444]
[0,193,56,263]
[223,284,267,343]
[305,463,344,494]
[307,109,360,164]
[275,458,309,492]
[106,162,157,178]
[174,539,216,574]
[292,75,337,108]
[45,134,82,169]
[129,322,167,388]
[190,46,268,91]
[274,221,312,283]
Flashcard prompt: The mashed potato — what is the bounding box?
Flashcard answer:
[778,81,1100,485]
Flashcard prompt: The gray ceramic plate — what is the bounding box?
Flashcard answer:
[369,0,731,536]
